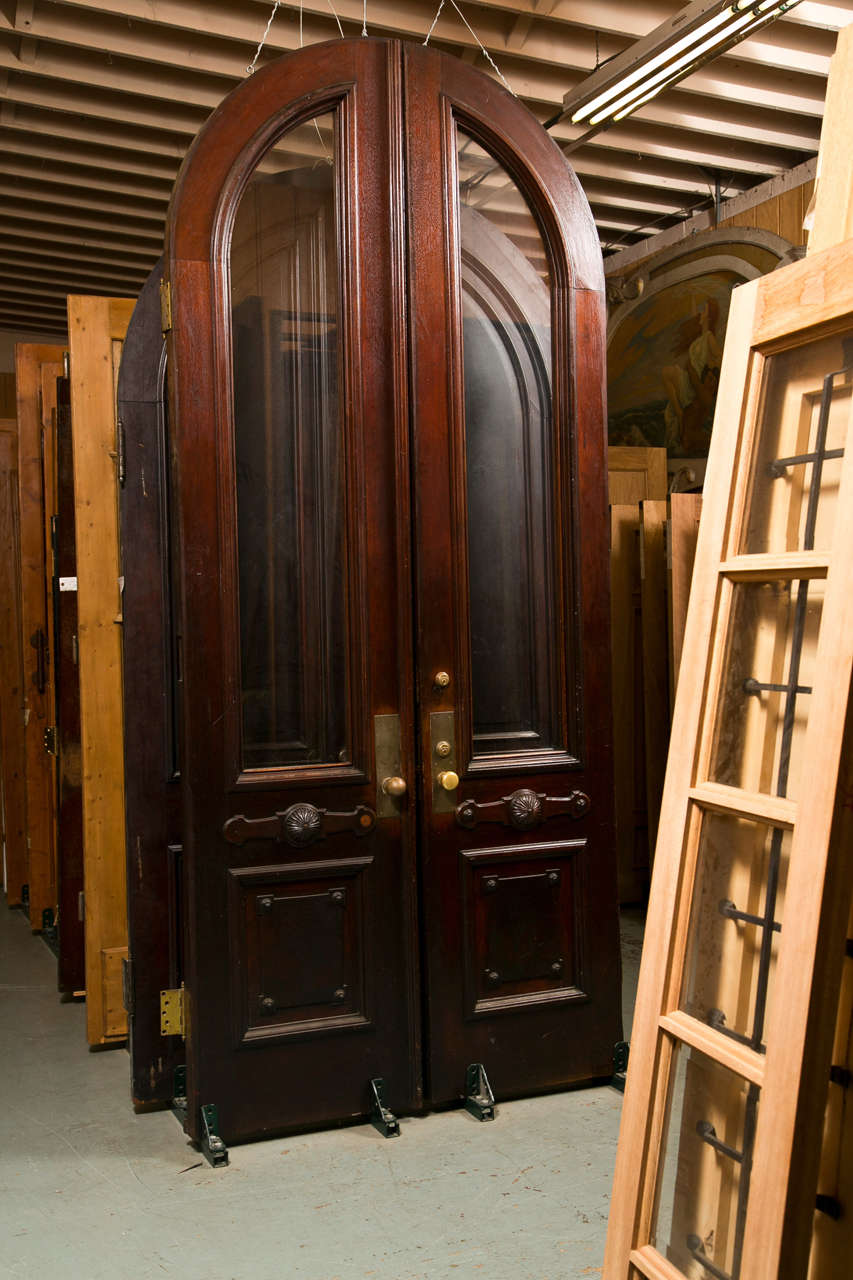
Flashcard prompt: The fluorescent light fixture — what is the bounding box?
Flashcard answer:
[563,0,804,129]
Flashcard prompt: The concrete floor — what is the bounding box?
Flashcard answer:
[0,903,641,1280]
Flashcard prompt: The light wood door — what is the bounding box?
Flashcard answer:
[68,295,134,1045]
[608,447,669,900]
[14,342,64,927]
[604,237,853,1280]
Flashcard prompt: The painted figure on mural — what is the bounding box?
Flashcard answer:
[662,298,723,456]
[607,272,735,458]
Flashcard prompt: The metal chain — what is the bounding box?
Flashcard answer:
[246,0,281,75]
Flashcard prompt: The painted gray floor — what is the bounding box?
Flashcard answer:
[0,903,637,1280]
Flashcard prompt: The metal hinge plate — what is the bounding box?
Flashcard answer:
[159,278,172,334]
[160,985,185,1037]
[44,725,57,755]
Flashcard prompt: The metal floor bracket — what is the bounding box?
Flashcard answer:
[464,1062,495,1121]
[200,1102,229,1167]
[171,1063,187,1124]
[611,1041,630,1093]
[369,1077,400,1137]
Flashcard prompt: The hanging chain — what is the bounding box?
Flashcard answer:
[247,0,349,73]
[246,0,281,75]
[423,0,515,96]
[362,0,368,37]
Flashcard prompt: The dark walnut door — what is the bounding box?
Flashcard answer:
[165,38,619,1147]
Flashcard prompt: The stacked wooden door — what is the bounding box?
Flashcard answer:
[165,38,619,1147]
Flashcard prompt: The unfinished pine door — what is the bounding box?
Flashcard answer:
[67,295,135,1044]
[166,38,618,1146]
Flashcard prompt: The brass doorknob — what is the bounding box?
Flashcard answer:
[437,770,459,792]
[381,775,407,797]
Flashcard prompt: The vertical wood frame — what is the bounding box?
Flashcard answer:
[14,342,64,925]
[0,422,28,905]
[605,239,853,1280]
[68,295,134,1045]
[117,262,184,1104]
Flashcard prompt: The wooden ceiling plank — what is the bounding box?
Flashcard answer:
[0,259,148,292]
[0,214,162,255]
[0,99,190,158]
[5,183,166,227]
[40,0,839,81]
[0,2,829,118]
[0,159,171,203]
[0,130,180,181]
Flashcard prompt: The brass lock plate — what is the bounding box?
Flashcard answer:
[430,710,457,814]
[374,714,403,818]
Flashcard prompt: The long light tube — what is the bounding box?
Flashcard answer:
[565,0,803,130]
[572,6,742,124]
[587,6,761,125]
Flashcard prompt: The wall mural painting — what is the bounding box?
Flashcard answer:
[608,270,740,458]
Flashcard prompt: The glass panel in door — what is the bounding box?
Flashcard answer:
[456,128,570,762]
[230,114,349,770]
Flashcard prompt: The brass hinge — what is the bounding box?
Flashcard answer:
[160,984,185,1038]
[159,278,172,334]
[44,725,57,755]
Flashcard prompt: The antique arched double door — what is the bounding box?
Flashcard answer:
[165,38,619,1147]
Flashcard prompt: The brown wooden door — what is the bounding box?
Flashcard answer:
[166,38,618,1147]
[53,374,85,996]
[0,421,28,907]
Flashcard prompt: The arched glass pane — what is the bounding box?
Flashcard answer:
[457,128,561,759]
[230,114,348,770]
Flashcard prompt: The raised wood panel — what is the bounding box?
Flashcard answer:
[0,423,28,905]
[14,341,64,928]
[68,294,134,1045]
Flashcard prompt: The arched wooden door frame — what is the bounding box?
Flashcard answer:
[165,37,618,1149]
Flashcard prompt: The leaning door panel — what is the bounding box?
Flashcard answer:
[404,44,621,1103]
[167,42,418,1143]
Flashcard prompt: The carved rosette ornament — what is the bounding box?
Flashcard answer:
[454,788,591,830]
[282,802,323,847]
[507,788,543,829]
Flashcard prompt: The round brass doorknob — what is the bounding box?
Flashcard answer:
[437,770,459,792]
[381,775,407,797]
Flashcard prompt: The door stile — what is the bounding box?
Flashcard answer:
[167,40,420,1143]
